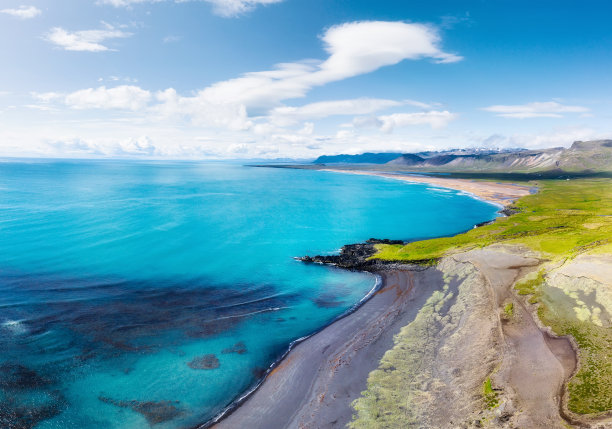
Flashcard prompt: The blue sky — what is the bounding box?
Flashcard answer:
[1,0,611,159]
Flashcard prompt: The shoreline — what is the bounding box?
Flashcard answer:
[195,270,384,429]
[203,170,537,428]
[210,265,440,429]
[318,168,532,207]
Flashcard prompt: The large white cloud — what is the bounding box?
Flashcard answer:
[199,21,461,109]
[45,24,132,52]
[0,5,41,19]
[98,0,284,17]
[483,101,589,118]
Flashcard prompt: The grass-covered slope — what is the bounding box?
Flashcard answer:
[374,179,612,262]
[515,269,612,415]
[372,178,612,418]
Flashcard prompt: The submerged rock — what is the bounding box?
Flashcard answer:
[313,293,344,308]
[99,396,184,425]
[251,366,267,379]
[0,390,66,429]
[0,363,51,390]
[187,354,220,370]
[222,342,247,355]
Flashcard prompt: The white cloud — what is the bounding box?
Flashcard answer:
[31,92,63,103]
[198,21,461,110]
[354,110,457,132]
[153,88,253,130]
[483,101,589,118]
[44,136,157,157]
[65,86,152,110]
[163,35,181,43]
[269,98,403,126]
[98,0,284,17]
[33,21,457,132]
[474,127,604,149]
[12,20,466,159]
[204,0,284,17]
[44,24,132,52]
[0,5,41,19]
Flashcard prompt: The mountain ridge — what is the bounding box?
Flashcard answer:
[312,140,612,173]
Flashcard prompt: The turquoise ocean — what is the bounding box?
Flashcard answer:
[0,161,498,428]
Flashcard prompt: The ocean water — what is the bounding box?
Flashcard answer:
[0,160,499,428]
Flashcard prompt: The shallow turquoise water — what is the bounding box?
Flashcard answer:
[0,160,498,428]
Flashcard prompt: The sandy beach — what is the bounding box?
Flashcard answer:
[319,169,532,207]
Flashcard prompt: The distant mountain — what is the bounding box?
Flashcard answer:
[313,140,612,173]
[386,153,425,166]
[313,152,404,164]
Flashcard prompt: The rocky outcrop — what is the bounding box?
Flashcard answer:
[296,238,405,270]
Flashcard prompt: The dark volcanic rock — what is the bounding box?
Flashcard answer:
[187,354,220,370]
[474,220,496,228]
[296,238,404,270]
[222,342,247,355]
[99,396,184,425]
[499,206,521,216]
[365,238,403,245]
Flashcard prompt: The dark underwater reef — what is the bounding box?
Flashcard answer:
[0,272,296,428]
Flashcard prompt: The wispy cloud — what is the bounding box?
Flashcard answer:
[163,35,181,43]
[65,86,152,110]
[44,23,132,52]
[98,0,284,18]
[354,111,457,132]
[0,5,41,19]
[192,21,461,111]
[269,98,403,126]
[474,127,604,149]
[483,101,589,118]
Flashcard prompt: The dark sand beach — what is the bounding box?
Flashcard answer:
[212,267,444,428]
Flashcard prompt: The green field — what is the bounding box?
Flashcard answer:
[374,179,612,262]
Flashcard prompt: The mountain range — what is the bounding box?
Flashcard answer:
[312,140,612,173]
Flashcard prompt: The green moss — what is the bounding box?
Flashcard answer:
[503,302,514,318]
[483,377,499,409]
[349,288,454,428]
[514,270,545,296]
[537,303,612,414]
